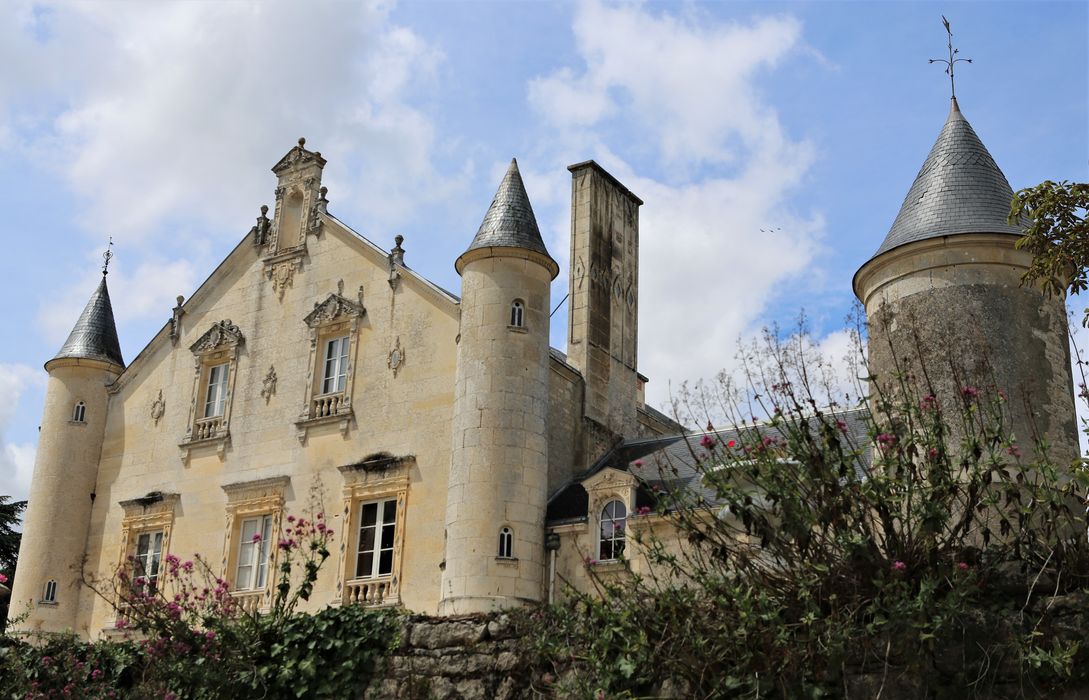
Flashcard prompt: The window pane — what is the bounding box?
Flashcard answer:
[378,549,393,576]
[381,522,395,549]
[361,502,378,528]
[356,551,374,578]
[360,525,376,555]
[383,499,397,524]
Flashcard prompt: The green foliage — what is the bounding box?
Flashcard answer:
[1010,180,1089,305]
[0,495,26,572]
[532,326,1089,698]
[0,501,399,699]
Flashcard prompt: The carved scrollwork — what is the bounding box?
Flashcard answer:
[261,366,277,404]
[189,320,244,355]
[303,293,365,329]
[150,389,166,425]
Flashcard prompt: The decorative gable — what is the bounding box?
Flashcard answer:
[271,141,327,176]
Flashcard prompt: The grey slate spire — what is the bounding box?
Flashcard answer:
[50,275,125,369]
[462,159,556,266]
[872,98,1021,257]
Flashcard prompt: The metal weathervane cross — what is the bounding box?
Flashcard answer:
[102,237,114,276]
[930,15,972,99]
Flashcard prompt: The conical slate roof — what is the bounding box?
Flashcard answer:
[462,159,555,263]
[872,98,1022,257]
[50,276,125,369]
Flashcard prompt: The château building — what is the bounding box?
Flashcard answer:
[10,95,1077,639]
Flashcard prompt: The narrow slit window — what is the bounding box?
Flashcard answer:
[42,579,58,603]
[322,336,350,395]
[498,526,514,559]
[510,300,524,328]
[204,363,230,418]
[72,401,86,423]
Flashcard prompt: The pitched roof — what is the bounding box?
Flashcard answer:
[871,98,1022,257]
[50,275,125,369]
[460,158,556,266]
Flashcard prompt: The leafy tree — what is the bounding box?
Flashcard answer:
[1010,180,1089,304]
[0,495,26,572]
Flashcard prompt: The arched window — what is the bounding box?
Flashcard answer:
[509,300,525,328]
[599,500,627,561]
[42,579,58,603]
[72,401,86,423]
[498,526,514,559]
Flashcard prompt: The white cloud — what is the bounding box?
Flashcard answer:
[0,364,42,504]
[528,1,823,410]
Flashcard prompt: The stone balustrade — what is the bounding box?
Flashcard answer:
[313,392,345,418]
[193,416,224,440]
[344,576,395,606]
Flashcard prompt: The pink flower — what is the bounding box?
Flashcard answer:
[876,433,897,449]
[316,512,324,520]
[726,439,736,448]
[637,506,652,515]
[699,435,714,449]
[961,386,979,400]
[891,560,907,572]
[928,448,940,459]
[91,669,103,680]
[1007,444,1022,459]
[287,515,296,523]
[0,573,7,584]
[633,460,643,467]
[205,630,216,640]
[251,533,263,543]
[836,421,848,433]
[920,394,938,411]
[957,562,969,571]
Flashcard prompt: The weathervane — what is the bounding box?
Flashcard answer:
[102,237,114,276]
[930,15,972,99]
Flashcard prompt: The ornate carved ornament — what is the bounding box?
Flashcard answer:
[304,293,365,329]
[271,140,327,176]
[388,337,404,376]
[190,320,245,355]
[119,491,180,519]
[150,389,166,425]
[261,365,277,403]
[222,475,290,508]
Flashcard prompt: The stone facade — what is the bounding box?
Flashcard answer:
[10,143,673,639]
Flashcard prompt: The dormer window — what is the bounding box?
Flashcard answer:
[296,289,365,443]
[599,500,627,562]
[509,300,525,328]
[72,401,86,423]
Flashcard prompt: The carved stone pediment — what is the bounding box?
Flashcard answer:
[304,294,365,329]
[272,144,327,176]
[190,320,244,354]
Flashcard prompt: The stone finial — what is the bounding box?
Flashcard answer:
[390,235,405,266]
[298,137,306,148]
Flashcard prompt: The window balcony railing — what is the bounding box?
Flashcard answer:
[231,590,264,614]
[193,416,225,441]
[312,392,347,419]
[343,576,396,607]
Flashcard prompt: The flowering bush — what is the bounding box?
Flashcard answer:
[1,504,397,698]
[532,322,1089,697]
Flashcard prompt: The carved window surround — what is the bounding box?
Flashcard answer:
[221,476,290,612]
[334,456,412,608]
[113,492,179,626]
[295,291,366,444]
[180,320,244,464]
[583,468,636,565]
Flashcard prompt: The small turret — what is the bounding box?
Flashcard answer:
[855,98,1076,462]
[11,266,124,634]
[441,160,557,614]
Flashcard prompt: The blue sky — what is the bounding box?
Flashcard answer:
[0,0,1086,502]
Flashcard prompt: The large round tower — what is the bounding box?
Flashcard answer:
[854,97,1077,463]
[440,159,559,614]
[10,271,125,633]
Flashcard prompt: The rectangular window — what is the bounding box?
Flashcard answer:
[235,515,274,591]
[321,336,350,395]
[204,363,230,418]
[134,531,164,593]
[355,498,397,579]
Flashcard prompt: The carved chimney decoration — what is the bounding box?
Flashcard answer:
[263,137,327,300]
